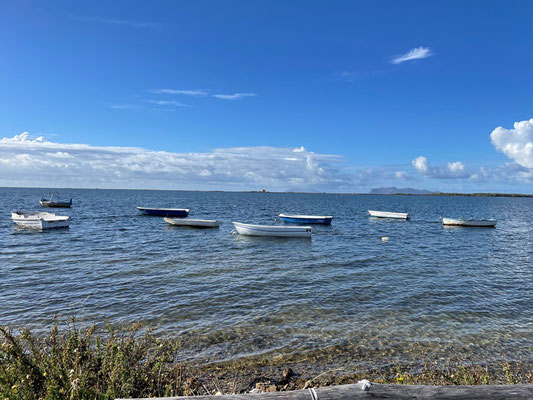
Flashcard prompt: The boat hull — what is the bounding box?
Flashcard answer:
[164,217,220,228]
[368,210,409,219]
[233,222,312,238]
[40,200,72,208]
[12,211,70,230]
[279,214,332,225]
[442,218,496,227]
[137,207,190,217]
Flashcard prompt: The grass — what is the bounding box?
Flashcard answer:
[1,321,531,399]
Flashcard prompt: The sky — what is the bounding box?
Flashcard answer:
[1,0,532,193]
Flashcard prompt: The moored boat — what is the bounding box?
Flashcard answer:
[11,211,70,230]
[232,222,312,238]
[164,217,220,228]
[279,213,333,225]
[442,217,496,227]
[40,192,72,208]
[137,207,190,217]
[368,210,409,219]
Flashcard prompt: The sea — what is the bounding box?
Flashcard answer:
[1,187,531,371]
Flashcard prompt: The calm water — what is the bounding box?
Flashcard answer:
[1,188,532,368]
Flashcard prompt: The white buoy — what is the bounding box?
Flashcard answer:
[381,236,389,242]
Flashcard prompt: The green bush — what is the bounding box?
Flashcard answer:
[0,321,191,399]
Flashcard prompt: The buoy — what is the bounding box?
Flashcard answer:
[381,236,389,242]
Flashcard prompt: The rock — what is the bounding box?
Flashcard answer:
[255,382,266,392]
[282,368,295,380]
[266,385,277,392]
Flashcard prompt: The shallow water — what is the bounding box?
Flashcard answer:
[0,188,531,367]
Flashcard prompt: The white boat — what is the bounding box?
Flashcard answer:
[232,222,312,238]
[11,211,70,230]
[164,217,220,228]
[368,210,409,219]
[442,217,496,227]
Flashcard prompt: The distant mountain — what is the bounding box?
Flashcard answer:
[369,187,436,195]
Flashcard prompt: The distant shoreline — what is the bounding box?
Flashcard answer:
[1,186,532,197]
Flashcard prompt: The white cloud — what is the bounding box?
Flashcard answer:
[491,118,533,168]
[150,89,208,96]
[148,100,187,107]
[395,170,409,179]
[70,15,156,29]
[392,47,432,64]
[412,156,470,179]
[212,93,257,100]
[447,161,465,173]
[412,156,428,174]
[0,133,352,191]
[110,104,140,110]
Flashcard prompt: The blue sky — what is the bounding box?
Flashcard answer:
[1,0,532,192]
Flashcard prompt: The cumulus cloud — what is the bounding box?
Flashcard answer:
[491,118,533,168]
[392,47,432,64]
[0,132,352,191]
[412,156,470,179]
[212,93,257,100]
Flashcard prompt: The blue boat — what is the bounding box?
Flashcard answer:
[137,206,190,217]
[279,213,333,225]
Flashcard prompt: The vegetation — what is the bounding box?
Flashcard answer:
[1,322,531,399]
[0,321,201,399]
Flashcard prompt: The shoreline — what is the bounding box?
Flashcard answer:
[1,322,531,398]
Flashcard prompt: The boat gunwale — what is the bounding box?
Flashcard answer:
[232,222,312,232]
[279,213,333,219]
[137,207,190,212]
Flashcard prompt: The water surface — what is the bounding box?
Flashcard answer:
[0,188,531,368]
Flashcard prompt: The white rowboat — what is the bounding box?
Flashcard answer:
[442,217,497,227]
[368,210,409,219]
[11,211,70,230]
[232,222,312,238]
[164,217,220,228]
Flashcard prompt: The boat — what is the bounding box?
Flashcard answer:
[279,213,333,225]
[39,192,72,208]
[11,211,70,230]
[164,217,220,228]
[442,217,496,227]
[232,222,312,238]
[137,207,190,217]
[368,210,409,219]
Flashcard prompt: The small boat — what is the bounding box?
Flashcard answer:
[137,207,190,217]
[11,211,70,230]
[368,210,409,220]
[164,217,220,228]
[442,217,496,227]
[279,213,333,225]
[232,222,312,238]
[40,192,72,208]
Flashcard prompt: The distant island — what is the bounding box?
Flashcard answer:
[369,187,532,197]
[369,187,437,195]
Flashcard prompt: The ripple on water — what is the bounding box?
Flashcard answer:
[0,189,531,367]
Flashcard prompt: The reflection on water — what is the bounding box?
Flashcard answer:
[0,188,531,368]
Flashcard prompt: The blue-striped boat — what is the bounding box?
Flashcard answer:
[279,213,333,225]
[137,206,190,217]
